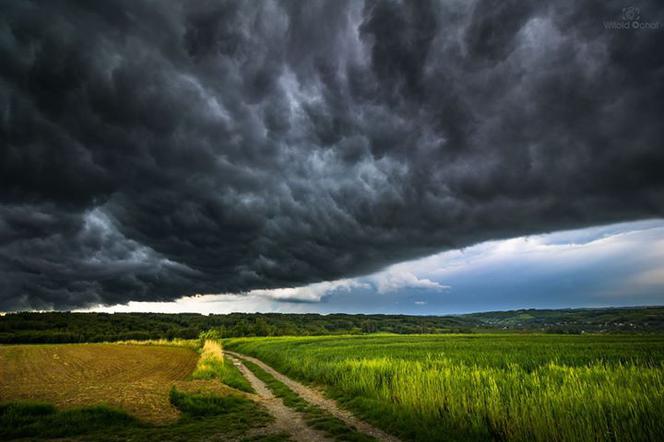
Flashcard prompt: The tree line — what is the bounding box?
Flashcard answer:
[1,307,662,344]
[0,312,477,343]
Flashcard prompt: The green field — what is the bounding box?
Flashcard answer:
[225,334,664,441]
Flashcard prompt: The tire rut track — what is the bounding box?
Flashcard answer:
[228,356,332,442]
[226,351,401,442]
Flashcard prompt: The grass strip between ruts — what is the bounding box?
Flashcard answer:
[242,358,376,442]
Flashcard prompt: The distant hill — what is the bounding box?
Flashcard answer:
[465,306,664,333]
[1,306,663,344]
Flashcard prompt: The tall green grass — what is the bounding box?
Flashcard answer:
[225,334,664,441]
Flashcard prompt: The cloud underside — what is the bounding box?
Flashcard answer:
[1,0,663,310]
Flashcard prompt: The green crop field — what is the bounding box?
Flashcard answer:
[225,334,664,441]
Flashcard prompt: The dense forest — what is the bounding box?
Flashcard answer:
[1,307,663,344]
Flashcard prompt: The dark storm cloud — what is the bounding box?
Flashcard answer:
[1,0,663,310]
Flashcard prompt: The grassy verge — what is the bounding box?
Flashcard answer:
[0,389,276,441]
[242,359,375,442]
[192,340,254,393]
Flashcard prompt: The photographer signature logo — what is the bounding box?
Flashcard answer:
[621,6,640,21]
[605,6,660,30]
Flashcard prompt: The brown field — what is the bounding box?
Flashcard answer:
[0,343,221,423]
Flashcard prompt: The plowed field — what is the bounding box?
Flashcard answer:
[0,344,198,423]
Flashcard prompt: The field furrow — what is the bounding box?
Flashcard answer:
[0,343,198,423]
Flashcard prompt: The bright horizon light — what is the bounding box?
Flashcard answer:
[80,219,664,315]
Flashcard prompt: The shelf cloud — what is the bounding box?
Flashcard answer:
[1,0,663,310]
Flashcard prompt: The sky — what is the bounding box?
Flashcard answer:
[83,219,664,314]
[1,1,663,313]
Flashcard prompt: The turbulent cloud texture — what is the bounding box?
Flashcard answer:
[1,0,663,310]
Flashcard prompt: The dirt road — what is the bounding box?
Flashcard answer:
[226,351,401,442]
[228,355,332,442]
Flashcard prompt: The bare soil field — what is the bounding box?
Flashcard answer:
[0,343,200,423]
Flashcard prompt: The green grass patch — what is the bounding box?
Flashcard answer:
[169,387,253,416]
[0,390,275,441]
[242,359,375,441]
[0,401,139,439]
[192,340,254,393]
[227,334,664,441]
[220,355,255,392]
